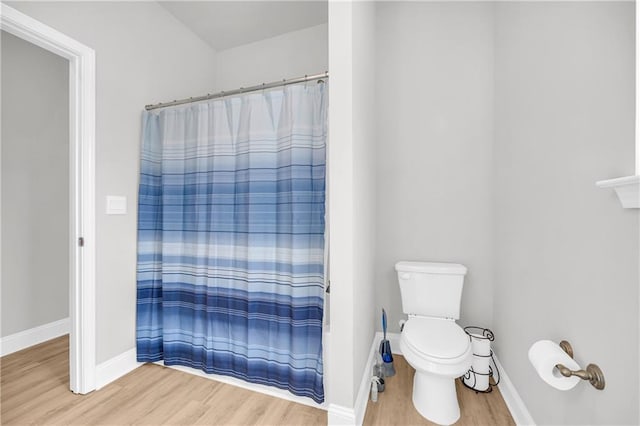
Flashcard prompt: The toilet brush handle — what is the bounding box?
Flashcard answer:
[382,309,387,339]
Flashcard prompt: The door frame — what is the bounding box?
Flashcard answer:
[0,4,97,394]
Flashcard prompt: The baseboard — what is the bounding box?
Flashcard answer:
[493,354,536,426]
[0,318,70,356]
[95,347,142,390]
[354,332,380,424]
[327,403,357,424]
[327,331,379,425]
[333,331,400,425]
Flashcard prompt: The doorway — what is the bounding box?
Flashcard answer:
[0,5,96,394]
[1,27,70,360]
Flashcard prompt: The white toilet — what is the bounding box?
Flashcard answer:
[395,261,473,425]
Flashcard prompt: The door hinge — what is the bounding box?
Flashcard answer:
[78,237,84,247]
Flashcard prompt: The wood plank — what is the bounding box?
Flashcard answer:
[0,336,326,426]
[2,336,514,425]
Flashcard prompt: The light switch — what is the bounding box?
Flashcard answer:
[106,196,127,215]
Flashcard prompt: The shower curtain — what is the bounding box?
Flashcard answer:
[136,82,327,403]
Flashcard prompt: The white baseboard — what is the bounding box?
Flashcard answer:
[0,318,70,356]
[95,347,142,390]
[328,403,357,425]
[493,354,535,426]
[328,331,379,426]
[354,332,380,424]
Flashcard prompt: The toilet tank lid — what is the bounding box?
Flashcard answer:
[395,261,467,275]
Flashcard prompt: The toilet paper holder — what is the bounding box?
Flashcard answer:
[556,340,605,390]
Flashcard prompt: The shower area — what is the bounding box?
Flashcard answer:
[135,2,331,407]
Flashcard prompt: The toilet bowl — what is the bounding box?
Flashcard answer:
[400,317,472,424]
[396,261,472,425]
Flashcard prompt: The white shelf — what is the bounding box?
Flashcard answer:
[596,175,640,208]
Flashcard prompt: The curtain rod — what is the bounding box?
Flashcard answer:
[145,71,329,111]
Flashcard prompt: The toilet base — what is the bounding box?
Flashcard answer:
[412,370,460,425]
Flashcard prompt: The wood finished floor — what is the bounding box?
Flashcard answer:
[1,336,514,425]
[363,355,515,426]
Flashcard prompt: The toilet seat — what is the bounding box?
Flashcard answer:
[403,317,471,363]
[400,317,472,378]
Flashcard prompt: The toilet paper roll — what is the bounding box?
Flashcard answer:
[464,360,489,391]
[528,340,581,391]
[469,332,492,356]
[465,333,491,391]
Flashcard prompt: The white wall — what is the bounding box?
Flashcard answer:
[1,31,69,337]
[493,3,638,424]
[216,23,327,91]
[328,1,356,410]
[351,0,377,408]
[327,1,377,419]
[374,2,495,332]
[5,2,218,363]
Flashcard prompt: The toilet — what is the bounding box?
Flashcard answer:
[396,261,472,425]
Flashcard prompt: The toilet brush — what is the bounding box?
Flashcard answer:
[379,309,396,377]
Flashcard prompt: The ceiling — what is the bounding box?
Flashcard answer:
[159,1,328,51]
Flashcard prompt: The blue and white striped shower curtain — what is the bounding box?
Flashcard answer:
[136,82,327,403]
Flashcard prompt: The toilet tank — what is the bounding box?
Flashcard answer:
[395,261,468,319]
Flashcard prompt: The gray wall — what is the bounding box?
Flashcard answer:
[351,0,378,405]
[327,1,377,411]
[374,2,495,332]
[493,3,638,425]
[1,31,70,337]
[215,23,327,91]
[374,3,638,423]
[6,2,218,363]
